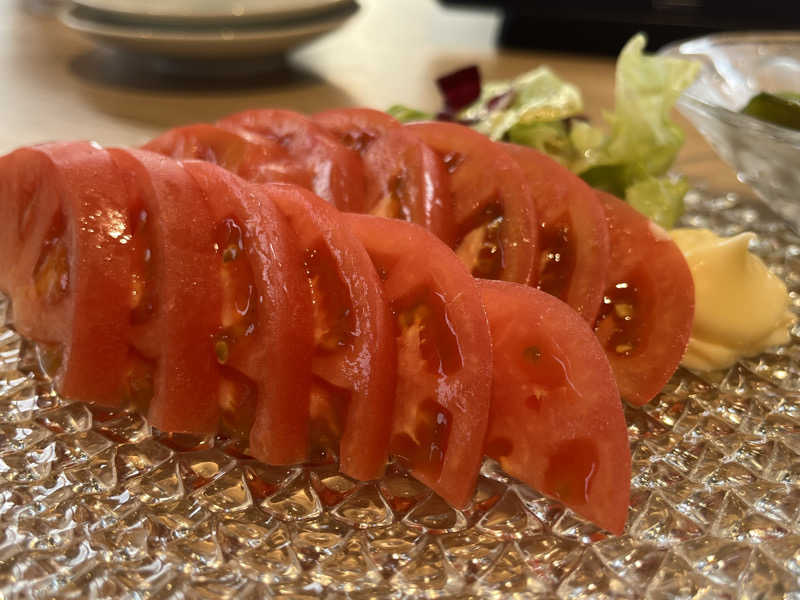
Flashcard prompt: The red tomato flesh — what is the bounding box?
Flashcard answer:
[594,192,694,406]
[143,123,312,188]
[109,148,224,434]
[479,279,630,535]
[182,164,315,466]
[218,109,366,212]
[404,121,537,284]
[314,108,455,244]
[266,183,396,480]
[343,214,492,508]
[0,142,132,406]
[502,143,610,323]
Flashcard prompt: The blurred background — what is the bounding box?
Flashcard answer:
[446,0,800,54]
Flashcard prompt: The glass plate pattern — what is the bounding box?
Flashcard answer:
[1,187,800,599]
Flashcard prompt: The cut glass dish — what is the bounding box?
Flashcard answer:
[0,187,799,598]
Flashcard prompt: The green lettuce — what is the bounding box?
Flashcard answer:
[387,104,432,123]
[458,67,583,141]
[625,176,689,230]
[568,34,700,226]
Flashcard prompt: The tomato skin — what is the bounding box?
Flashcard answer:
[479,279,630,535]
[313,107,401,146]
[0,142,132,406]
[109,148,224,433]
[594,192,694,406]
[404,121,537,284]
[266,183,396,481]
[314,108,455,245]
[502,143,610,323]
[218,109,366,212]
[343,214,492,508]
[143,123,312,188]
[182,164,314,466]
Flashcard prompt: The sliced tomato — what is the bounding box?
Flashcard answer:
[217,109,366,212]
[314,108,455,245]
[594,192,694,406]
[343,214,492,508]
[142,123,312,188]
[264,183,396,480]
[404,121,537,284]
[182,163,314,466]
[313,107,401,149]
[108,148,224,434]
[478,280,630,534]
[0,142,132,406]
[502,143,610,323]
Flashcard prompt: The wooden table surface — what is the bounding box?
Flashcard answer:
[1,0,747,195]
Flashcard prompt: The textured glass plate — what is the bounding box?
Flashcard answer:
[1,188,800,599]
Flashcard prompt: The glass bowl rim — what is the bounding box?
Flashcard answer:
[658,30,800,147]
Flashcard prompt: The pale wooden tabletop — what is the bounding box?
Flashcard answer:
[1,0,746,195]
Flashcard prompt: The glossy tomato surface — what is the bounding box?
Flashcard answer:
[503,143,610,323]
[479,280,630,534]
[314,108,454,243]
[0,142,132,406]
[109,148,224,434]
[344,214,492,508]
[183,164,314,466]
[594,192,694,406]
[267,183,396,480]
[313,107,401,149]
[218,109,366,212]
[405,121,537,284]
[143,123,311,188]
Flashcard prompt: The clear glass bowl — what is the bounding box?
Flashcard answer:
[660,32,800,231]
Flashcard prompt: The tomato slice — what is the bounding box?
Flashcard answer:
[478,280,630,534]
[108,148,224,433]
[404,121,537,284]
[502,143,610,323]
[217,109,366,212]
[264,183,396,480]
[0,142,132,406]
[313,107,401,148]
[182,163,314,466]
[343,214,492,508]
[142,123,312,188]
[594,192,694,406]
[313,108,455,244]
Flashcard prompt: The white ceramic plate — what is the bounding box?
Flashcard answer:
[60,3,358,59]
[72,0,355,24]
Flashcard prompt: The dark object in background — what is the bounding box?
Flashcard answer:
[442,0,800,54]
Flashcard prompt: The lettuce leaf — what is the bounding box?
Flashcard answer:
[571,34,700,187]
[387,104,432,123]
[458,67,583,140]
[625,175,689,229]
[506,120,576,166]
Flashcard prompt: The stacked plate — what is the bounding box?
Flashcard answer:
[60,0,359,59]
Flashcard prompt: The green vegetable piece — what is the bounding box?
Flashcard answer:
[387,104,433,123]
[741,92,800,131]
[571,34,700,178]
[569,33,698,224]
[625,176,689,229]
[579,164,628,198]
[507,120,575,166]
[458,67,583,140]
